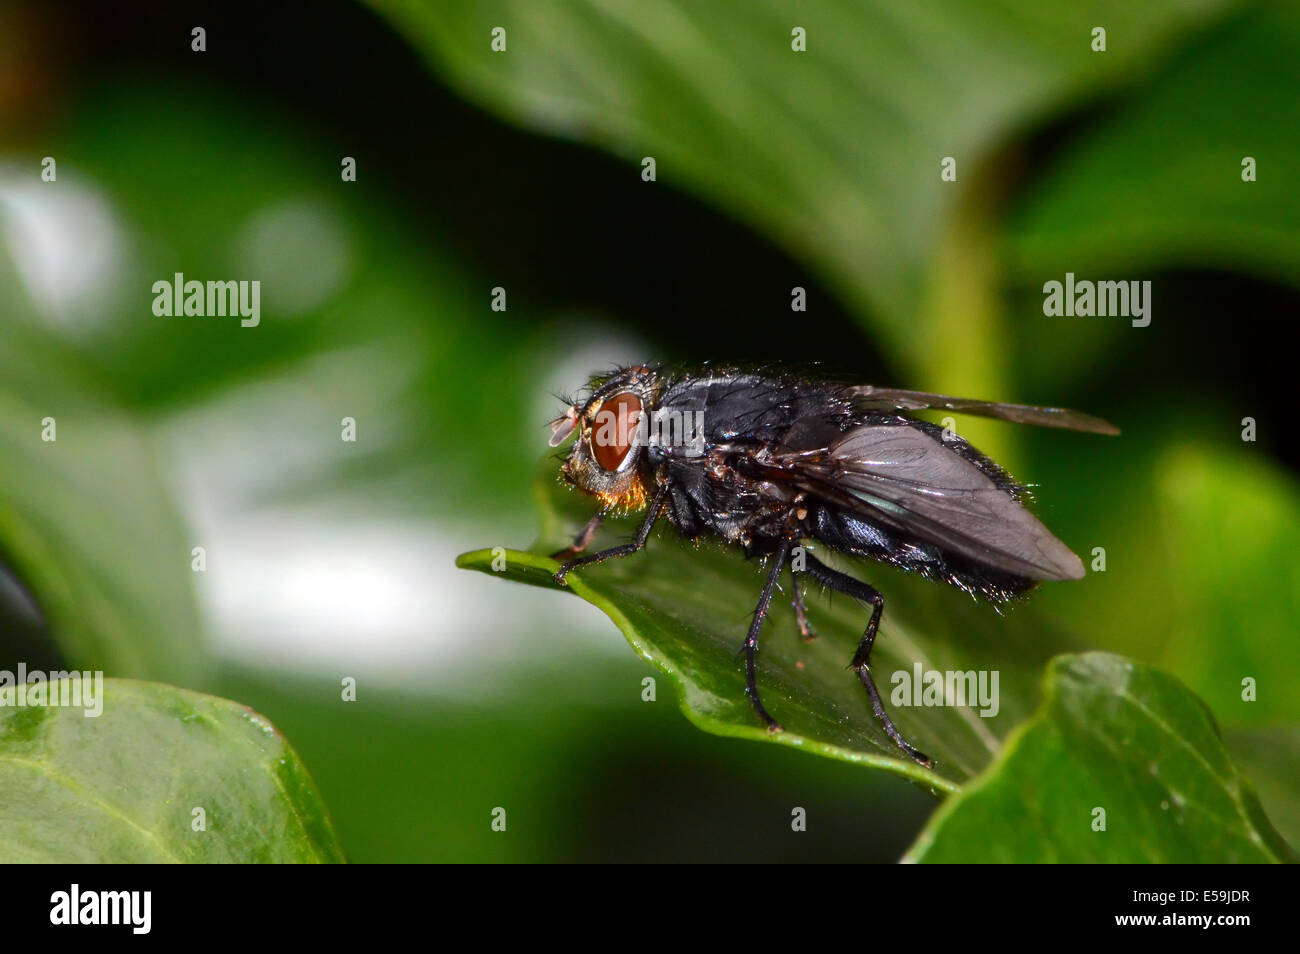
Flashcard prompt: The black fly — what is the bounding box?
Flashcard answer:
[547,364,1118,766]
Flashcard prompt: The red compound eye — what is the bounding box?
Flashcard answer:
[591,392,642,471]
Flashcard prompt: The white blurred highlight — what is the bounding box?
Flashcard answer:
[234,199,351,316]
[0,165,127,330]
[158,341,619,694]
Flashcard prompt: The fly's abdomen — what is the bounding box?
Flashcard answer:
[808,503,1035,603]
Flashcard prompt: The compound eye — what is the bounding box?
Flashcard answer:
[591,392,643,471]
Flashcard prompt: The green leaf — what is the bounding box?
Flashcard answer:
[0,679,344,863]
[1227,726,1300,852]
[1002,431,1300,834]
[458,462,1092,794]
[1009,2,1300,291]
[373,0,1232,388]
[904,652,1296,862]
[1030,438,1300,731]
[1153,445,1300,728]
[0,322,208,684]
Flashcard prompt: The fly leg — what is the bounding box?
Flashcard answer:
[739,534,795,733]
[553,487,668,585]
[548,509,605,562]
[804,554,931,766]
[789,569,817,642]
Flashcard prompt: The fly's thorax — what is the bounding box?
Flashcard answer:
[657,442,805,549]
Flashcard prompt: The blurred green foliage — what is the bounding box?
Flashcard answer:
[374,0,1240,395]
[1008,4,1300,290]
[220,663,937,862]
[0,320,208,684]
[0,0,1296,861]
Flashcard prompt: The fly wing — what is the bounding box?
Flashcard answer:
[775,424,1085,581]
[842,386,1119,435]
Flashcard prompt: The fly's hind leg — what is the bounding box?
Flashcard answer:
[803,554,931,766]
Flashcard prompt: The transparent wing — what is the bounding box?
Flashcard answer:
[773,424,1086,581]
[842,386,1119,435]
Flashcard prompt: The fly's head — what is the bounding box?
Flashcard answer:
[549,365,662,512]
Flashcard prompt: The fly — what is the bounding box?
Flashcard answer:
[546,364,1118,766]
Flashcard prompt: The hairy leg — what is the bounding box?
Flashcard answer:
[549,509,605,561]
[803,554,931,765]
[788,569,817,642]
[553,486,669,585]
[739,535,796,732]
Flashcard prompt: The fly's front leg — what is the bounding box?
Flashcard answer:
[553,486,668,585]
[804,554,931,766]
[548,509,605,562]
